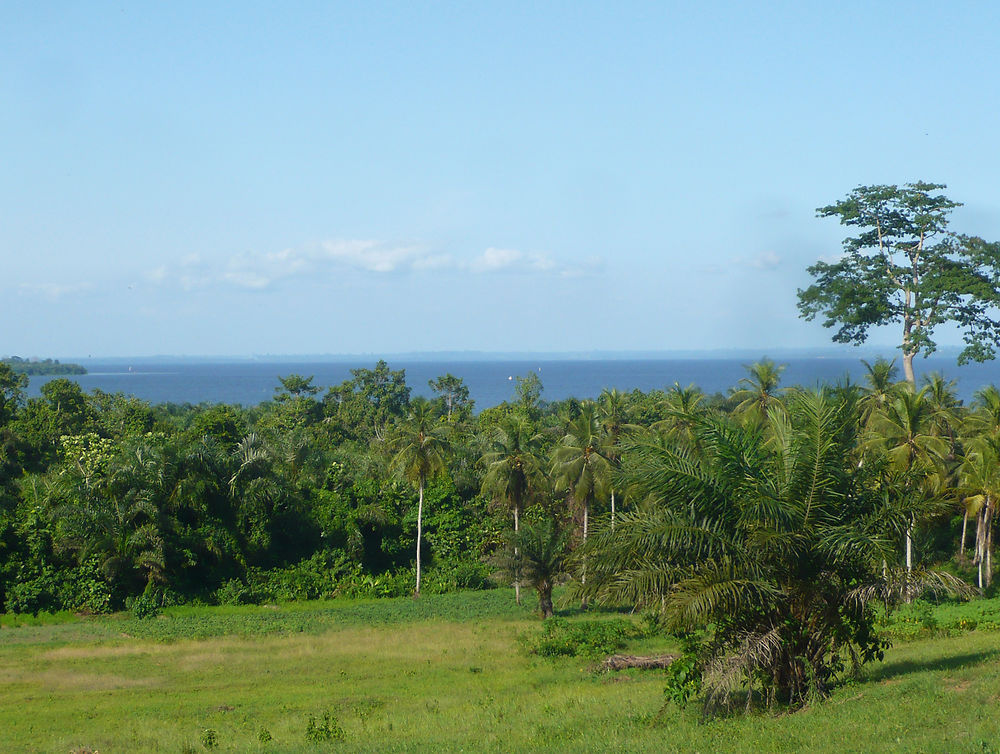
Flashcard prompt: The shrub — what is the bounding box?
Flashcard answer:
[526,617,642,658]
[305,711,345,742]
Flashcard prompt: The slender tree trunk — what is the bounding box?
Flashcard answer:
[581,502,589,610]
[902,293,916,388]
[513,506,521,606]
[415,477,424,597]
[986,502,994,590]
[977,504,986,589]
[960,508,969,561]
[905,515,914,602]
[610,489,616,531]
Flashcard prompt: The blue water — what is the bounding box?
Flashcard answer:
[23,356,1000,409]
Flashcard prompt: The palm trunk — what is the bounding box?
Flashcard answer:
[905,515,914,602]
[986,501,994,590]
[960,508,969,561]
[581,502,589,610]
[415,477,424,597]
[513,506,521,606]
[610,488,616,531]
[977,504,986,589]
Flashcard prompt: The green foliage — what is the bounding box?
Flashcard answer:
[527,616,642,658]
[581,390,964,710]
[799,182,1000,377]
[129,592,161,619]
[199,728,218,749]
[306,711,346,742]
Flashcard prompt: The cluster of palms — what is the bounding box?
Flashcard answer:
[5,358,1000,709]
[469,359,996,708]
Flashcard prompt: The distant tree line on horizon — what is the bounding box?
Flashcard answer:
[2,357,86,376]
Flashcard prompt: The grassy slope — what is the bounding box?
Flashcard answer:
[2,592,1000,753]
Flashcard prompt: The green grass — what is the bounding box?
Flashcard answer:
[2,591,1000,752]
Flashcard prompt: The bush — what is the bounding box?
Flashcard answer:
[129,593,161,620]
[305,711,345,742]
[526,617,643,659]
[662,634,704,707]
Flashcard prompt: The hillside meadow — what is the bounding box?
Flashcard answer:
[2,591,1000,753]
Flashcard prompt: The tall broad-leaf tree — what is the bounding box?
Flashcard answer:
[480,416,546,604]
[798,182,1000,386]
[388,401,449,596]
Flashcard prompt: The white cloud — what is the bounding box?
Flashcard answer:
[18,282,94,300]
[470,247,523,272]
[411,254,456,271]
[467,247,559,274]
[145,238,596,293]
[145,266,168,283]
[319,240,425,273]
[731,251,781,270]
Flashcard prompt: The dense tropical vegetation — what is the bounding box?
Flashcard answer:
[3,354,1000,714]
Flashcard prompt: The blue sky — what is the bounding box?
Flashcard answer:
[4,1,1000,357]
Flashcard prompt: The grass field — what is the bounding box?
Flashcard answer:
[3,591,1000,753]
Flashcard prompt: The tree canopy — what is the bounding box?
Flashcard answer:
[798,182,1000,385]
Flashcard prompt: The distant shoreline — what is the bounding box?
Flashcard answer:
[3,358,87,376]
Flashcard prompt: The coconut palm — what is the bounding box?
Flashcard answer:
[480,416,546,604]
[551,402,611,604]
[859,357,902,425]
[967,385,1000,437]
[387,402,449,596]
[865,388,949,590]
[579,390,964,710]
[653,382,708,451]
[958,436,1000,588]
[597,388,638,529]
[729,359,787,423]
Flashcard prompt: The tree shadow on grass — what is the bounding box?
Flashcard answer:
[868,648,1000,682]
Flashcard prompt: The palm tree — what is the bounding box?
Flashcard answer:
[958,436,1000,588]
[551,402,611,604]
[54,438,169,596]
[653,382,708,451]
[480,416,546,604]
[388,402,449,596]
[729,359,787,423]
[579,390,964,710]
[865,388,949,591]
[597,388,636,529]
[859,357,901,425]
[493,517,570,618]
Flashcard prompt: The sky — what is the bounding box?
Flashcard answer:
[4,1,1000,358]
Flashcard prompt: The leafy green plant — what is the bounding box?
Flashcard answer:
[129,593,160,620]
[526,617,642,659]
[662,635,704,707]
[200,728,218,749]
[305,711,345,742]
